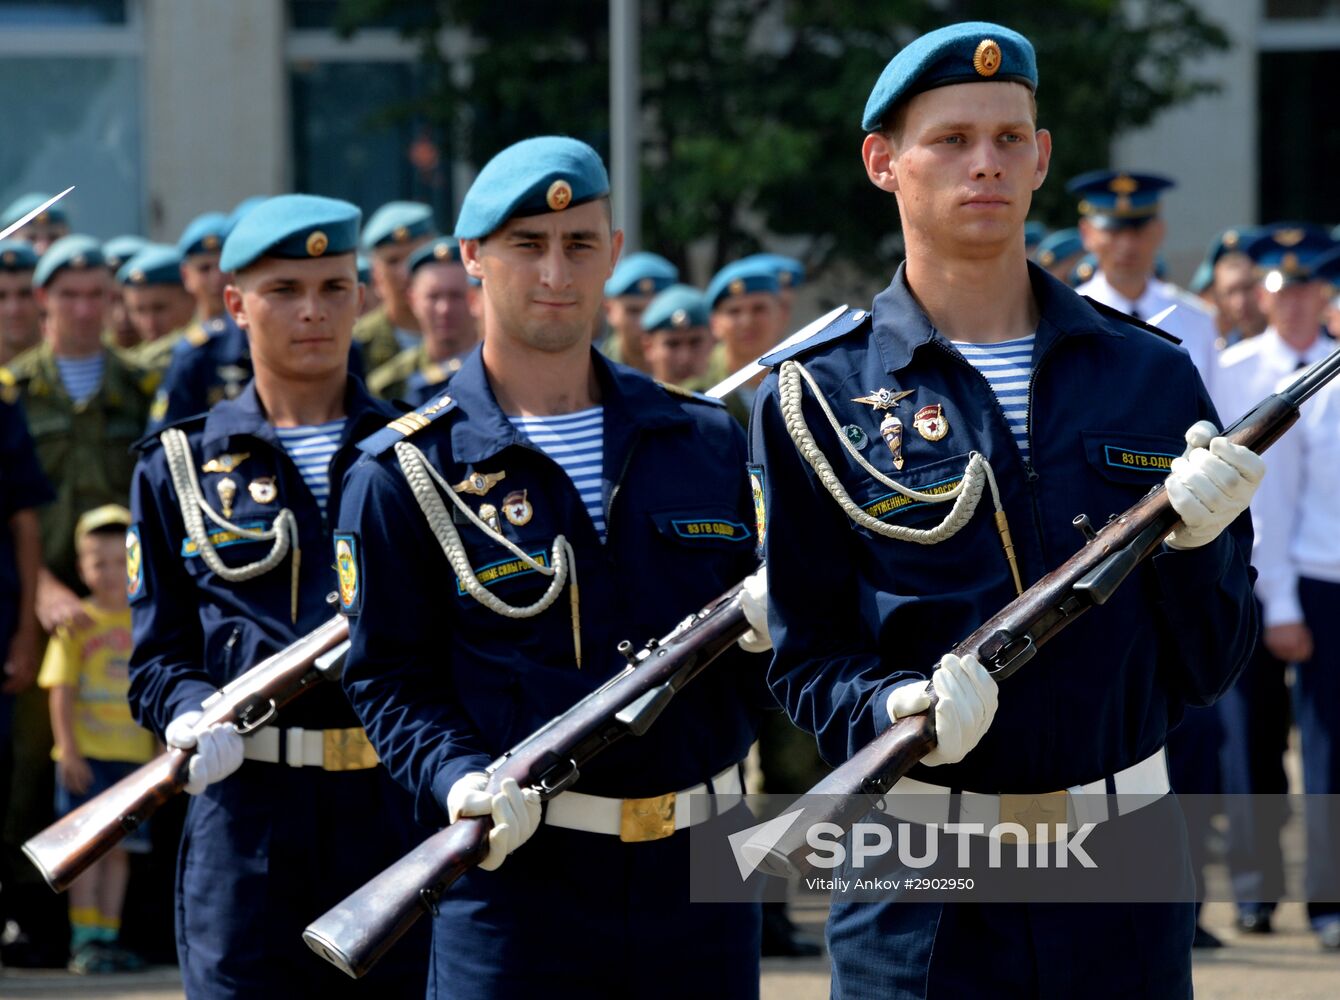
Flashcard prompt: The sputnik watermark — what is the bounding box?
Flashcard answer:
[803,821,1099,871]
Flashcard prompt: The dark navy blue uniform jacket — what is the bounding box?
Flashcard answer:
[750,263,1257,793]
[337,346,768,827]
[128,376,396,734]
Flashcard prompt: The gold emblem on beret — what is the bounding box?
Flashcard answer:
[1077,199,1093,216]
[71,254,86,268]
[728,277,746,296]
[1274,228,1304,247]
[433,242,451,259]
[671,308,688,328]
[203,234,221,250]
[1223,229,1239,249]
[35,212,49,224]
[778,271,793,287]
[973,39,1001,77]
[2,251,14,266]
[306,230,329,257]
[1077,261,1095,280]
[638,277,655,294]
[393,225,410,243]
[546,179,573,212]
[1039,250,1055,266]
[129,269,145,284]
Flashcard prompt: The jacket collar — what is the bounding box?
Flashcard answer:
[447,344,693,466]
[870,261,1124,375]
[201,374,394,452]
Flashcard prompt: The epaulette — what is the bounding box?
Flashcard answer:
[1084,298,1183,346]
[0,366,16,405]
[185,323,211,348]
[759,305,869,367]
[132,411,207,455]
[356,390,457,457]
[657,380,726,408]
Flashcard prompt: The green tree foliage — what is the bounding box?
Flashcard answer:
[334,0,1228,278]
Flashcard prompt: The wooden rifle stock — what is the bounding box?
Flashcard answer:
[303,582,750,979]
[22,614,350,892]
[748,348,1340,878]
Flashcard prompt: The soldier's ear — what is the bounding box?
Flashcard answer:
[862,133,899,195]
[1032,128,1052,192]
[460,239,485,281]
[223,284,247,330]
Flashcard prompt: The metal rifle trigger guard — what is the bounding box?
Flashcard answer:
[536,759,580,797]
[982,632,1036,680]
[233,698,277,735]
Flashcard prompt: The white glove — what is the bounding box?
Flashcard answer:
[1164,420,1265,550]
[738,568,772,654]
[165,710,245,795]
[447,773,542,872]
[886,652,998,766]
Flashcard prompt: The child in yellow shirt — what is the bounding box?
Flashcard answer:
[37,504,155,973]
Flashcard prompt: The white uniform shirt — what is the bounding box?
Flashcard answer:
[1077,271,1219,390]
[1241,335,1340,627]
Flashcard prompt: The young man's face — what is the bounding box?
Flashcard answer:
[124,285,196,342]
[225,254,361,382]
[1258,280,1328,340]
[642,325,713,385]
[180,252,227,314]
[866,81,1050,254]
[462,200,623,355]
[77,531,129,605]
[21,221,68,256]
[1080,216,1165,290]
[372,237,430,314]
[711,291,783,359]
[408,261,478,361]
[38,268,111,356]
[0,271,40,352]
[1211,255,1265,337]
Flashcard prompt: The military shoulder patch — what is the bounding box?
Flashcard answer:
[334,532,361,614]
[748,463,767,553]
[185,325,211,347]
[126,524,148,604]
[1084,298,1183,346]
[356,391,458,457]
[760,306,870,367]
[656,381,726,408]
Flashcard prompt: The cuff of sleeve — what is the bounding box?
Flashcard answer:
[875,675,929,732]
[1262,591,1304,629]
[1154,531,1232,592]
[163,681,219,737]
[430,754,495,826]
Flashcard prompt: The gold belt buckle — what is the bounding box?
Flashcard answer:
[321,727,380,772]
[620,791,676,842]
[997,790,1068,844]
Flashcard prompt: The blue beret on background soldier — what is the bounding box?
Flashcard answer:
[638,283,714,388]
[126,193,428,999]
[0,239,41,367]
[0,192,70,255]
[748,21,1261,998]
[351,201,436,373]
[1034,227,1083,283]
[336,134,772,998]
[600,250,678,371]
[116,245,197,370]
[702,256,785,426]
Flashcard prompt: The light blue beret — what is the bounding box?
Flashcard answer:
[455,136,611,241]
[178,212,229,257]
[117,244,184,287]
[706,258,781,309]
[224,196,268,238]
[862,22,1037,131]
[219,194,361,273]
[1068,253,1098,288]
[1066,171,1175,229]
[1187,227,1256,294]
[641,284,709,333]
[407,236,463,276]
[739,252,805,290]
[361,201,435,251]
[605,252,678,298]
[356,253,372,284]
[102,235,149,271]
[2,192,69,229]
[34,234,105,288]
[0,240,39,272]
[1035,227,1082,268]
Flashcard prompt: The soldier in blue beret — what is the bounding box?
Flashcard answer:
[1192,227,1265,347]
[355,253,377,315]
[701,258,784,426]
[126,193,428,999]
[1067,169,1219,387]
[351,201,436,374]
[116,246,196,368]
[1034,227,1083,281]
[600,251,679,371]
[366,236,478,405]
[1,193,70,255]
[637,283,713,388]
[737,252,806,329]
[102,235,149,274]
[0,240,41,366]
[175,212,231,336]
[749,20,1260,998]
[336,134,770,997]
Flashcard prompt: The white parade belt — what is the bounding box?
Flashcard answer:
[544,763,744,843]
[241,725,379,772]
